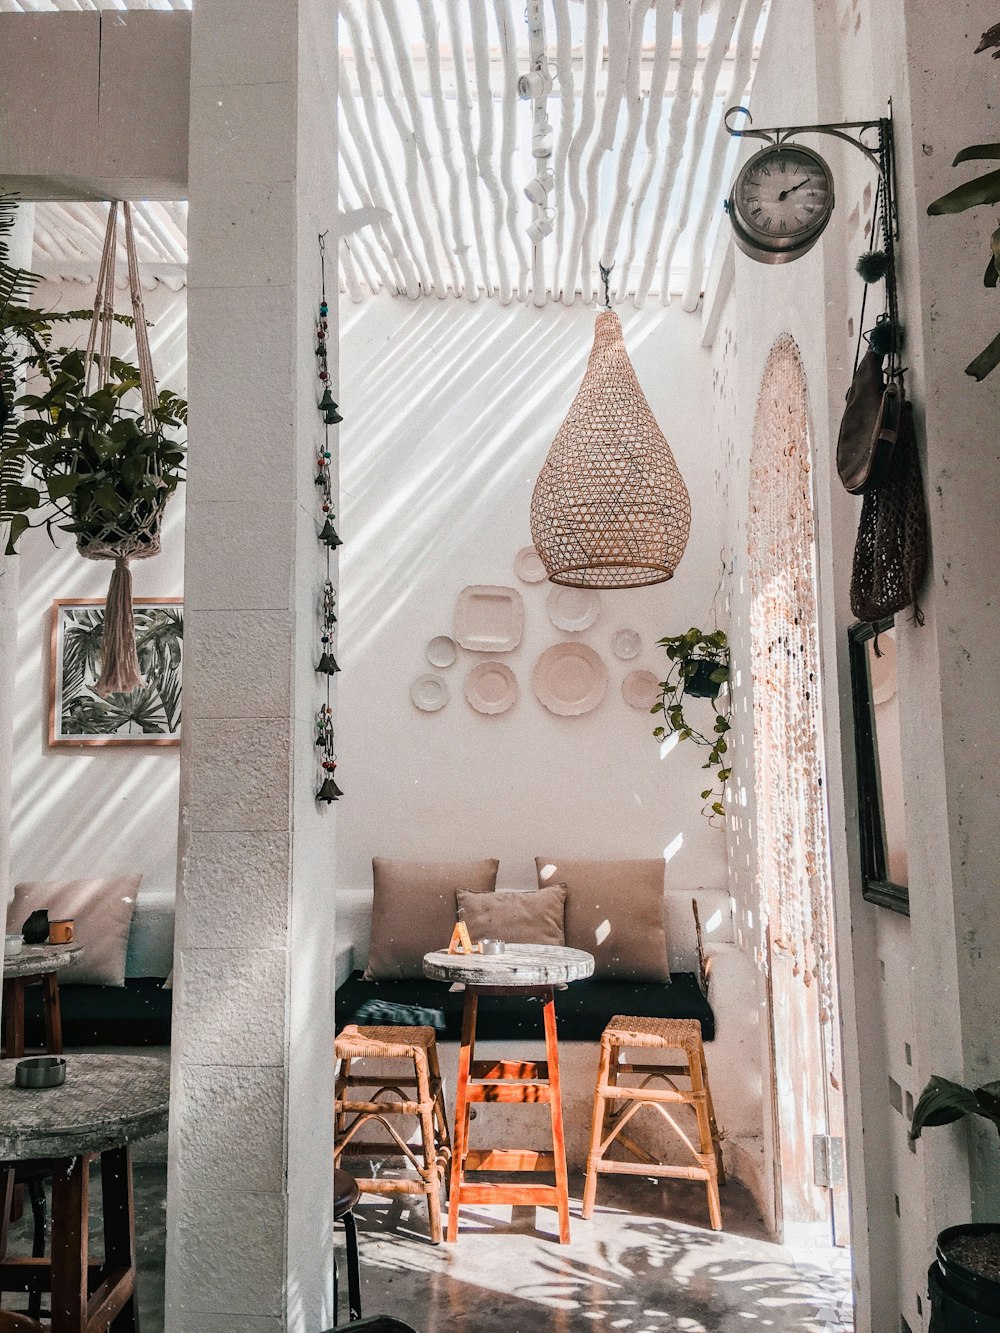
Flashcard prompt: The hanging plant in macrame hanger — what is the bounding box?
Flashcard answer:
[79,204,184,695]
[530,263,691,589]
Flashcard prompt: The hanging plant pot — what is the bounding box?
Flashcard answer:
[928,1224,1000,1331]
[684,657,728,699]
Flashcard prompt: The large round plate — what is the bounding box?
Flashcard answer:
[410,674,449,712]
[622,669,661,711]
[465,661,518,715]
[546,586,601,633]
[514,545,548,584]
[426,635,457,668]
[532,643,608,716]
[612,628,642,660]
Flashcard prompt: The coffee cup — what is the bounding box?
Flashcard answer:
[49,919,74,944]
[524,171,555,205]
[480,939,506,955]
[5,933,22,956]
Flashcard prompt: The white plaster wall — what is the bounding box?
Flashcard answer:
[9,280,186,905]
[336,294,728,908]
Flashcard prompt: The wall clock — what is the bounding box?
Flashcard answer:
[727,142,835,265]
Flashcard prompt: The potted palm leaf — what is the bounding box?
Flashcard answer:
[910,1074,1000,1329]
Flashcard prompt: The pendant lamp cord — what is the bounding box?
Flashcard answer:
[599,262,613,311]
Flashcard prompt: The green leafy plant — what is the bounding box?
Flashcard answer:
[0,191,185,555]
[926,27,1000,380]
[652,627,731,821]
[910,1074,1000,1143]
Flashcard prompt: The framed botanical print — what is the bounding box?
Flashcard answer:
[848,618,909,915]
[49,598,183,747]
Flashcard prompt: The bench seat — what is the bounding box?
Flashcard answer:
[335,970,714,1043]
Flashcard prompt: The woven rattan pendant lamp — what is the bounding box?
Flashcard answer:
[530,294,691,589]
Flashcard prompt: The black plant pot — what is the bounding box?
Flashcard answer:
[684,658,726,700]
[928,1224,1000,1332]
[21,909,50,945]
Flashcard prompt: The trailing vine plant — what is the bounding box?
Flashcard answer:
[652,627,731,821]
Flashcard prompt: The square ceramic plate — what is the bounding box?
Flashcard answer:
[453,585,525,652]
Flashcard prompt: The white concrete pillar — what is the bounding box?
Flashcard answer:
[165,3,337,1329]
[1,201,35,952]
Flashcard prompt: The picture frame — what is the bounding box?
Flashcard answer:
[847,618,909,915]
[48,598,183,748]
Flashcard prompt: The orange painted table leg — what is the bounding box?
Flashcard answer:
[446,983,572,1245]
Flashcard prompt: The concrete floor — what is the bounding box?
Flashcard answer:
[2,1160,852,1332]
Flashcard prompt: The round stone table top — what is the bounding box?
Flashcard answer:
[0,1054,169,1161]
[3,942,83,981]
[423,943,595,988]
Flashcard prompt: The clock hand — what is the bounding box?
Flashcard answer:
[777,177,812,202]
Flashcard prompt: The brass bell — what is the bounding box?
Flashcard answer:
[316,651,340,675]
[318,517,342,549]
[319,388,343,426]
[317,775,343,803]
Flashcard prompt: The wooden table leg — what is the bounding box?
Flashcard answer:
[2,979,26,1060]
[101,1146,139,1332]
[542,991,571,1244]
[50,1154,88,1333]
[447,987,477,1243]
[42,971,63,1056]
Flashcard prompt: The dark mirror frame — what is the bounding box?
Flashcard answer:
[848,618,909,916]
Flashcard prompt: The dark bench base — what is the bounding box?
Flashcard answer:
[335,971,714,1043]
[18,977,172,1048]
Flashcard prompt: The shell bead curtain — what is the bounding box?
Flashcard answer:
[530,311,691,589]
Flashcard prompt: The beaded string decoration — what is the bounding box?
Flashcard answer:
[315,233,343,804]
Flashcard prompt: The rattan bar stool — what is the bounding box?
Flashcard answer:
[582,1015,725,1230]
[335,1024,451,1244]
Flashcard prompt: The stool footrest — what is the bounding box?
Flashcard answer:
[454,1183,562,1207]
[465,1082,550,1104]
[589,1158,715,1183]
[470,1059,548,1081]
[463,1149,555,1173]
[599,1085,701,1106]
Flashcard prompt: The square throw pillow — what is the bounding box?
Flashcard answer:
[456,884,566,948]
[364,858,499,980]
[7,875,142,987]
[535,857,669,982]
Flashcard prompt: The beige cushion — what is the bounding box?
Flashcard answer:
[457,884,566,948]
[365,858,499,980]
[535,857,669,982]
[7,875,142,987]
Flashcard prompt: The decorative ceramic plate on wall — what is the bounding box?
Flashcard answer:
[426,635,458,668]
[532,643,608,716]
[611,628,642,660]
[546,586,601,633]
[410,674,449,712]
[514,545,548,584]
[454,585,525,652]
[622,669,661,711]
[465,661,518,715]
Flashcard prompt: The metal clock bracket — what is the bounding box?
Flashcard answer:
[725,103,898,240]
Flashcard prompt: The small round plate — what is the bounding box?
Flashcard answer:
[622,669,661,711]
[612,628,642,660]
[514,545,548,584]
[410,674,449,712]
[532,643,608,716]
[546,586,601,633]
[465,661,518,715]
[426,635,458,669]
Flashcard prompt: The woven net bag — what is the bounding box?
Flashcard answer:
[849,399,928,624]
[78,202,170,698]
[530,310,691,588]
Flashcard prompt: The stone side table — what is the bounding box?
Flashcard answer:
[2,944,83,1060]
[0,1053,169,1331]
[423,943,594,1245]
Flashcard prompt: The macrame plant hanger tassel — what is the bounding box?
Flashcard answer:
[83,202,167,698]
[530,261,691,589]
[315,233,343,804]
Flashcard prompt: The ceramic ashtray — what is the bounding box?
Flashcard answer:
[480,939,506,955]
[4,933,22,956]
[15,1056,66,1089]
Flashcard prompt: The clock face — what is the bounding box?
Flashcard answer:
[729,144,835,262]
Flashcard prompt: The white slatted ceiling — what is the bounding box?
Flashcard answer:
[339,0,766,309]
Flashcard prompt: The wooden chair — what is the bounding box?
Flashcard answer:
[335,1025,450,1244]
[582,1015,725,1229]
[0,1313,44,1332]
